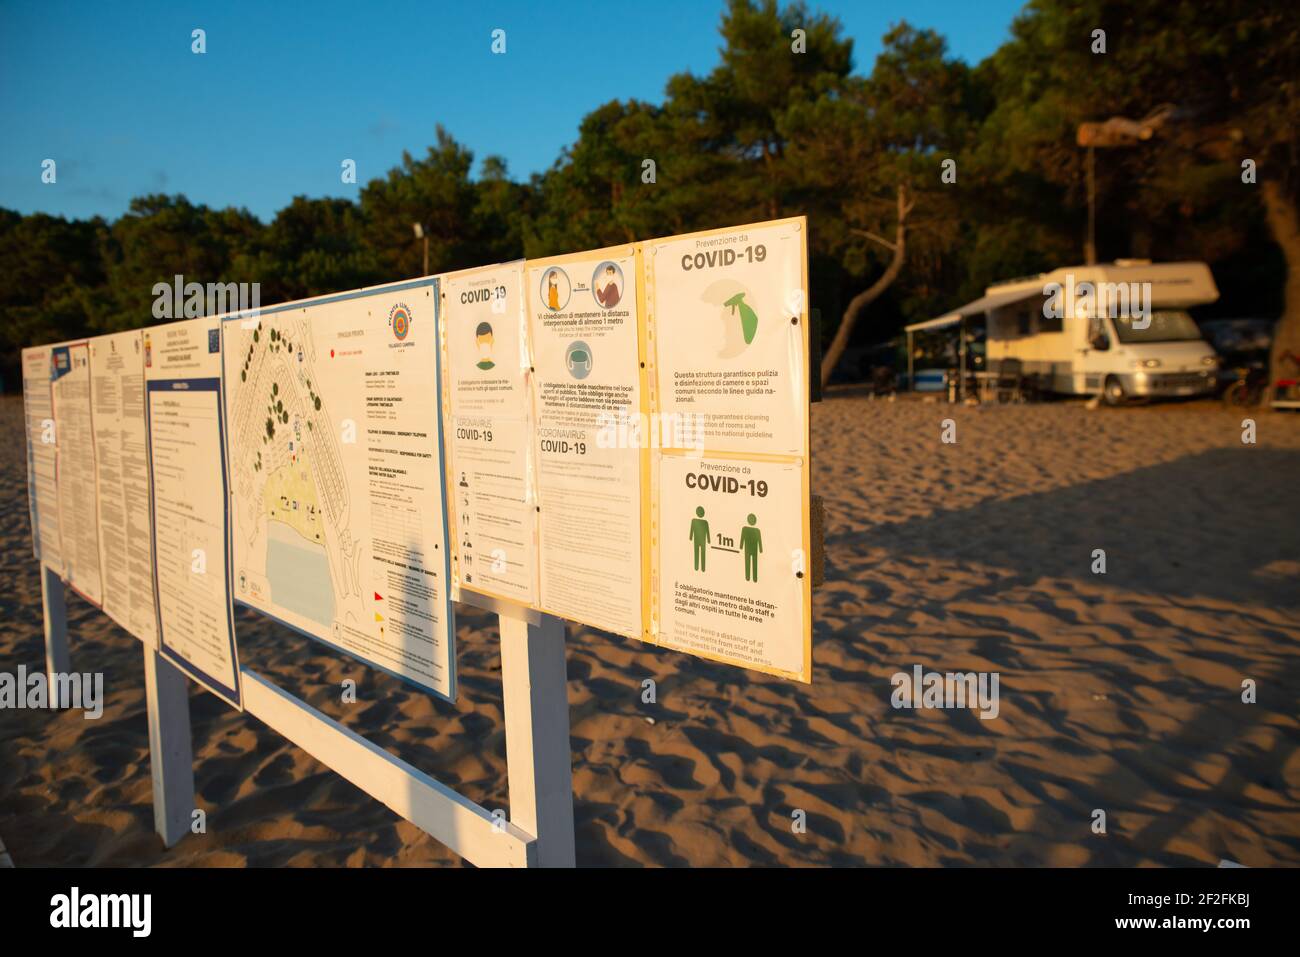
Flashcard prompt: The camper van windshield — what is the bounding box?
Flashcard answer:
[1113,310,1203,344]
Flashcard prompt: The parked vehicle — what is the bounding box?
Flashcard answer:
[925,261,1221,405]
[1199,318,1273,395]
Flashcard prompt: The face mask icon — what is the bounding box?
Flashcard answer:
[565,342,592,379]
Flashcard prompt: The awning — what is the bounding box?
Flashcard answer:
[906,286,1042,333]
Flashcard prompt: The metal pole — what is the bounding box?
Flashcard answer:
[958,319,967,402]
[907,331,914,393]
[1086,146,1097,265]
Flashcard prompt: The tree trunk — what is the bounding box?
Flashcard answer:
[819,185,910,388]
[1262,179,1300,389]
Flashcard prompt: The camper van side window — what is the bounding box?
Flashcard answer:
[1088,316,1110,351]
[1039,309,1063,333]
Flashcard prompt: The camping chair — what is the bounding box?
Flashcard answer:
[995,358,1023,403]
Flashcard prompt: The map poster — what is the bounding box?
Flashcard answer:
[22,345,63,570]
[442,262,538,606]
[643,218,808,456]
[655,453,810,681]
[90,330,159,648]
[223,280,456,701]
[145,317,241,709]
[51,341,104,606]
[527,246,644,639]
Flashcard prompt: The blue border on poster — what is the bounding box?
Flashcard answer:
[220,277,457,703]
[146,373,242,709]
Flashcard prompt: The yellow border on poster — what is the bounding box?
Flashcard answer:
[637,216,812,683]
[438,222,813,684]
[437,260,542,611]
[524,242,647,641]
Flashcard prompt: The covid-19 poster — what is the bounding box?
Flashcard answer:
[644,219,811,682]
[442,263,539,607]
[527,247,645,640]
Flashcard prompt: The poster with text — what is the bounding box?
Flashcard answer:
[528,249,643,638]
[146,317,241,708]
[90,330,158,648]
[223,281,456,701]
[443,263,538,606]
[51,341,104,606]
[22,345,63,570]
[657,454,809,681]
[644,218,807,456]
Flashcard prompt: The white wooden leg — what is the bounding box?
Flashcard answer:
[500,612,575,867]
[144,646,195,848]
[41,565,69,705]
[241,668,536,867]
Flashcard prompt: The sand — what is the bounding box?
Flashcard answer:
[1,392,1297,867]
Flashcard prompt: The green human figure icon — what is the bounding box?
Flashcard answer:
[740,513,763,582]
[689,506,710,571]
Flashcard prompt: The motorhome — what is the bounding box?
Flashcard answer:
[919,261,1220,404]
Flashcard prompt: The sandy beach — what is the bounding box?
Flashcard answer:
[1,392,1297,867]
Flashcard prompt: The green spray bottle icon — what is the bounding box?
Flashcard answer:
[723,292,759,345]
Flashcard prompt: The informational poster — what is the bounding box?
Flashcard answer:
[22,345,63,570]
[527,247,644,639]
[223,280,456,701]
[146,317,241,708]
[644,218,807,455]
[644,218,812,681]
[442,263,538,606]
[90,330,158,648]
[655,454,808,679]
[51,341,104,606]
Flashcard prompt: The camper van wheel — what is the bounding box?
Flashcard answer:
[1102,376,1127,406]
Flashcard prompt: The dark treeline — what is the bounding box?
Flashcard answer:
[3,0,1297,391]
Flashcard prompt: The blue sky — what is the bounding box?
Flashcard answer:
[0,0,1025,223]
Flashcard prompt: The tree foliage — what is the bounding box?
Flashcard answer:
[4,0,1294,391]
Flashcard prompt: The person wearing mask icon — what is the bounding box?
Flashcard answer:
[475,322,495,370]
[594,264,621,308]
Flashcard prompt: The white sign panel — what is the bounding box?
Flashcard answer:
[644,218,811,681]
[528,249,644,639]
[443,263,538,605]
[146,317,241,708]
[22,345,63,570]
[223,281,456,701]
[51,341,104,606]
[645,219,806,455]
[656,454,807,678]
[90,330,159,648]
